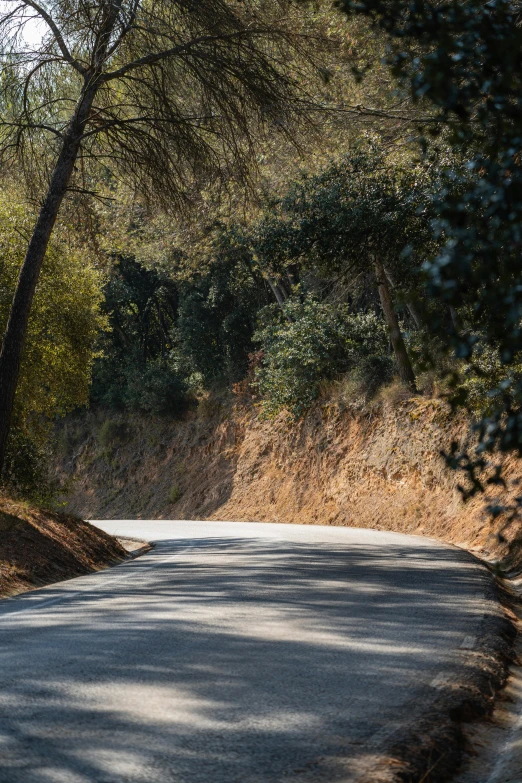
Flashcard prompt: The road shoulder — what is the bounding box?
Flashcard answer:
[450,573,522,783]
[355,558,518,783]
[116,535,153,557]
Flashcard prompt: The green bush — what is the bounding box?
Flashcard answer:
[98,419,130,449]
[169,484,183,503]
[0,197,105,497]
[457,342,522,417]
[2,426,58,505]
[173,252,271,388]
[122,359,187,415]
[254,297,389,417]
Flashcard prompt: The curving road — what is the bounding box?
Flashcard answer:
[0,520,495,783]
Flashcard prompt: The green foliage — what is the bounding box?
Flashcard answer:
[0,196,105,498]
[2,427,58,506]
[458,343,522,418]
[91,257,189,415]
[91,144,430,420]
[251,142,436,287]
[351,354,395,400]
[0,200,105,421]
[95,351,188,415]
[83,143,449,428]
[254,297,389,417]
[169,484,183,504]
[339,0,522,497]
[98,419,129,449]
[123,358,187,415]
[92,244,270,409]
[243,140,441,394]
[173,241,271,387]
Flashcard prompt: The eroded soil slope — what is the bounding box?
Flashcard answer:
[54,396,522,566]
[0,495,126,597]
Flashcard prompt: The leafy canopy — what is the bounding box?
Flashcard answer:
[254,298,389,417]
[0,195,105,496]
[337,0,522,518]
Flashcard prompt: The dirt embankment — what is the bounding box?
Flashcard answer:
[0,495,127,597]
[54,395,522,567]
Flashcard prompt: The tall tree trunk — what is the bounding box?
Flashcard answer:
[449,306,461,334]
[383,265,425,331]
[373,258,417,391]
[0,83,97,474]
[267,277,289,308]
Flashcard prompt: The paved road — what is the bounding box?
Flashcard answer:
[0,520,495,783]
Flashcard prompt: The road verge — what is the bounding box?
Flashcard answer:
[0,494,127,597]
[356,561,519,783]
[116,535,153,557]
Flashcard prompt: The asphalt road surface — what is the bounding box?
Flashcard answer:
[0,520,496,783]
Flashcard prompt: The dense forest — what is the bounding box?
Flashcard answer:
[1,0,522,531]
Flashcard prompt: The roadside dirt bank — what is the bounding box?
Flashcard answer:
[54,395,522,570]
[0,494,127,597]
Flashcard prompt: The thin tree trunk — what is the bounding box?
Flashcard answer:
[449,306,461,334]
[267,277,288,308]
[374,258,417,391]
[286,262,300,289]
[0,83,97,474]
[156,299,168,358]
[383,265,425,331]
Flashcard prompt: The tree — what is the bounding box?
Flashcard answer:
[0,0,322,475]
[90,255,183,410]
[372,256,416,388]
[254,298,389,416]
[173,239,272,388]
[248,144,437,389]
[0,194,105,498]
[338,0,522,515]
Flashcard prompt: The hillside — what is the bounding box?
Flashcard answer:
[53,394,522,570]
[0,495,127,597]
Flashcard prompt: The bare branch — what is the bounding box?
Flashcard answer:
[101,27,282,83]
[0,120,64,138]
[65,185,115,202]
[104,0,140,59]
[80,114,213,139]
[14,0,87,74]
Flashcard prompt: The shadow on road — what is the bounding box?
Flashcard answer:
[0,535,493,783]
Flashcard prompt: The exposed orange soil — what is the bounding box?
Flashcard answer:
[54,395,522,568]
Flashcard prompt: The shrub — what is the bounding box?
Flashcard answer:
[351,354,394,400]
[254,297,389,417]
[458,343,522,416]
[169,484,183,503]
[2,426,58,506]
[98,419,130,449]
[173,253,270,388]
[0,197,105,497]
[123,359,187,415]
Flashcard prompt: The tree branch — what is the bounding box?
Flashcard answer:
[16,0,87,75]
[104,0,141,60]
[100,28,278,82]
[0,120,64,138]
[80,113,213,139]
